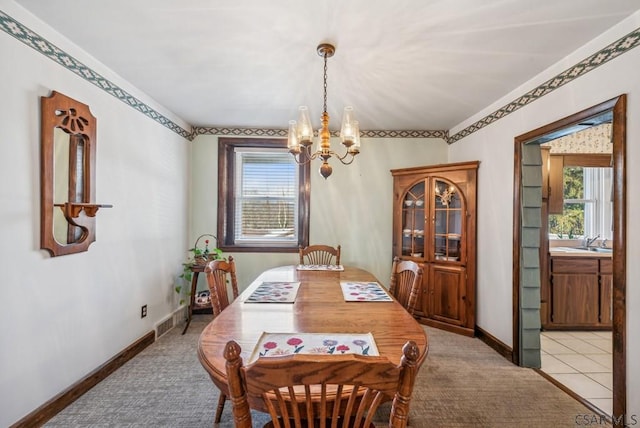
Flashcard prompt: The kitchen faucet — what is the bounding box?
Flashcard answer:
[584,234,600,248]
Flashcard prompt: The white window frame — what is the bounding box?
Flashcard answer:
[233,147,299,245]
[552,166,612,241]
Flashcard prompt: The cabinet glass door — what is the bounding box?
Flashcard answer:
[401,181,426,258]
[433,179,462,261]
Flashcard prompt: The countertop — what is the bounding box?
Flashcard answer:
[549,247,612,258]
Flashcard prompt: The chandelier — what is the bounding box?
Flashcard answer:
[287,43,361,179]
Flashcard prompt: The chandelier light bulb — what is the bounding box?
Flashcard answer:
[297,106,313,146]
[287,120,299,151]
[350,120,361,153]
[340,106,356,145]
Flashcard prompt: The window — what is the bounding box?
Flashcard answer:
[549,166,612,240]
[217,138,310,252]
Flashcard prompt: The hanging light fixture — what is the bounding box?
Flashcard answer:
[287,43,361,179]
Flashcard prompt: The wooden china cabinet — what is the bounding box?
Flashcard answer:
[391,161,479,337]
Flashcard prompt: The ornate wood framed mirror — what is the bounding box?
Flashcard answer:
[40,91,111,256]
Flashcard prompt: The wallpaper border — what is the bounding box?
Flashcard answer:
[191,126,449,139]
[2,9,639,143]
[448,27,640,144]
[0,10,192,139]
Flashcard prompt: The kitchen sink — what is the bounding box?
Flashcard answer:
[574,246,613,253]
[552,246,612,253]
[589,247,613,253]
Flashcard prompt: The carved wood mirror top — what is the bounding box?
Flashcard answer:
[40,91,111,256]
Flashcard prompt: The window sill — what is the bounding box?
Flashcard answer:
[219,245,300,253]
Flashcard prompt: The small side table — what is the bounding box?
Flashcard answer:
[182,264,211,334]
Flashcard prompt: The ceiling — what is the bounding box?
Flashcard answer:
[13,0,640,132]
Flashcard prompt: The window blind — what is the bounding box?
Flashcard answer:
[234,148,299,244]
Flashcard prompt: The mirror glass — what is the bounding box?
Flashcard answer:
[53,127,86,244]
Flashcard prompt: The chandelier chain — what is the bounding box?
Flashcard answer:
[323,52,328,114]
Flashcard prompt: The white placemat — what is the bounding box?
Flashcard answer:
[250,332,379,362]
[296,264,345,271]
[244,281,301,303]
[340,281,393,302]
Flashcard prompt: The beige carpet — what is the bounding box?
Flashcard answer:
[44,315,595,427]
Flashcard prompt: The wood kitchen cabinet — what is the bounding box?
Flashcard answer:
[544,255,612,330]
[391,161,478,337]
[599,259,613,326]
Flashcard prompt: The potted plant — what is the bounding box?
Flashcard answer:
[175,234,223,305]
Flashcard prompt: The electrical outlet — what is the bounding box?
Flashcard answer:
[141,304,147,318]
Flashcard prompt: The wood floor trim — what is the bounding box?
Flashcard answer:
[10,331,155,428]
[534,369,611,424]
[475,325,513,361]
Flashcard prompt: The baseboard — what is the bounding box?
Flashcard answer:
[475,325,513,362]
[10,331,155,428]
[419,318,475,337]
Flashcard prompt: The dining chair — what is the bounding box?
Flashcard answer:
[205,256,239,317]
[299,244,341,265]
[223,339,421,428]
[204,256,239,424]
[389,257,423,316]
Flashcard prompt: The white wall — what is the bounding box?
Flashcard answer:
[0,2,191,426]
[448,12,640,418]
[190,135,448,291]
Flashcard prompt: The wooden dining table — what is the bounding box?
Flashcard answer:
[197,265,429,404]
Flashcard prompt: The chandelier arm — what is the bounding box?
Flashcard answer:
[289,153,312,166]
[290,146,322,165]
[335,154,357,166]
[330,149,358,165]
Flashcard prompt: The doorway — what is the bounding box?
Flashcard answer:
[512,95,626,420]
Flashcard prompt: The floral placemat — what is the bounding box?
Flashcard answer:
[244,281,301,303]
[250,332,379,361]
[340,281,393,302]
[296,264,345,271]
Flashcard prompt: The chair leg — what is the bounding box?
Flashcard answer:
[214,392,226,423]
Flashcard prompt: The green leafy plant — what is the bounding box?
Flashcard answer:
[175,234,222,305]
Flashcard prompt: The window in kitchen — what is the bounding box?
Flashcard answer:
[217,138,310,252]
[549,166,612,240]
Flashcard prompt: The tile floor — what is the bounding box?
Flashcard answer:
[540,330,612,414]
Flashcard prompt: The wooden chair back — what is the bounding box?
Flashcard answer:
[389,257,422,316]
[204,256,239,317]
[205,256,240,422]
[299,245,341,265]
[224,340,420,428]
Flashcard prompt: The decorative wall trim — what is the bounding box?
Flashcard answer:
[2,9,638,143]
[449,27,640,144]
[193,127,288,137]
[0,10,192,139]
[192,127,448,139]
[361,129,448,139]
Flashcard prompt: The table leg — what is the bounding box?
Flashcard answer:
[181,271,200,335]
